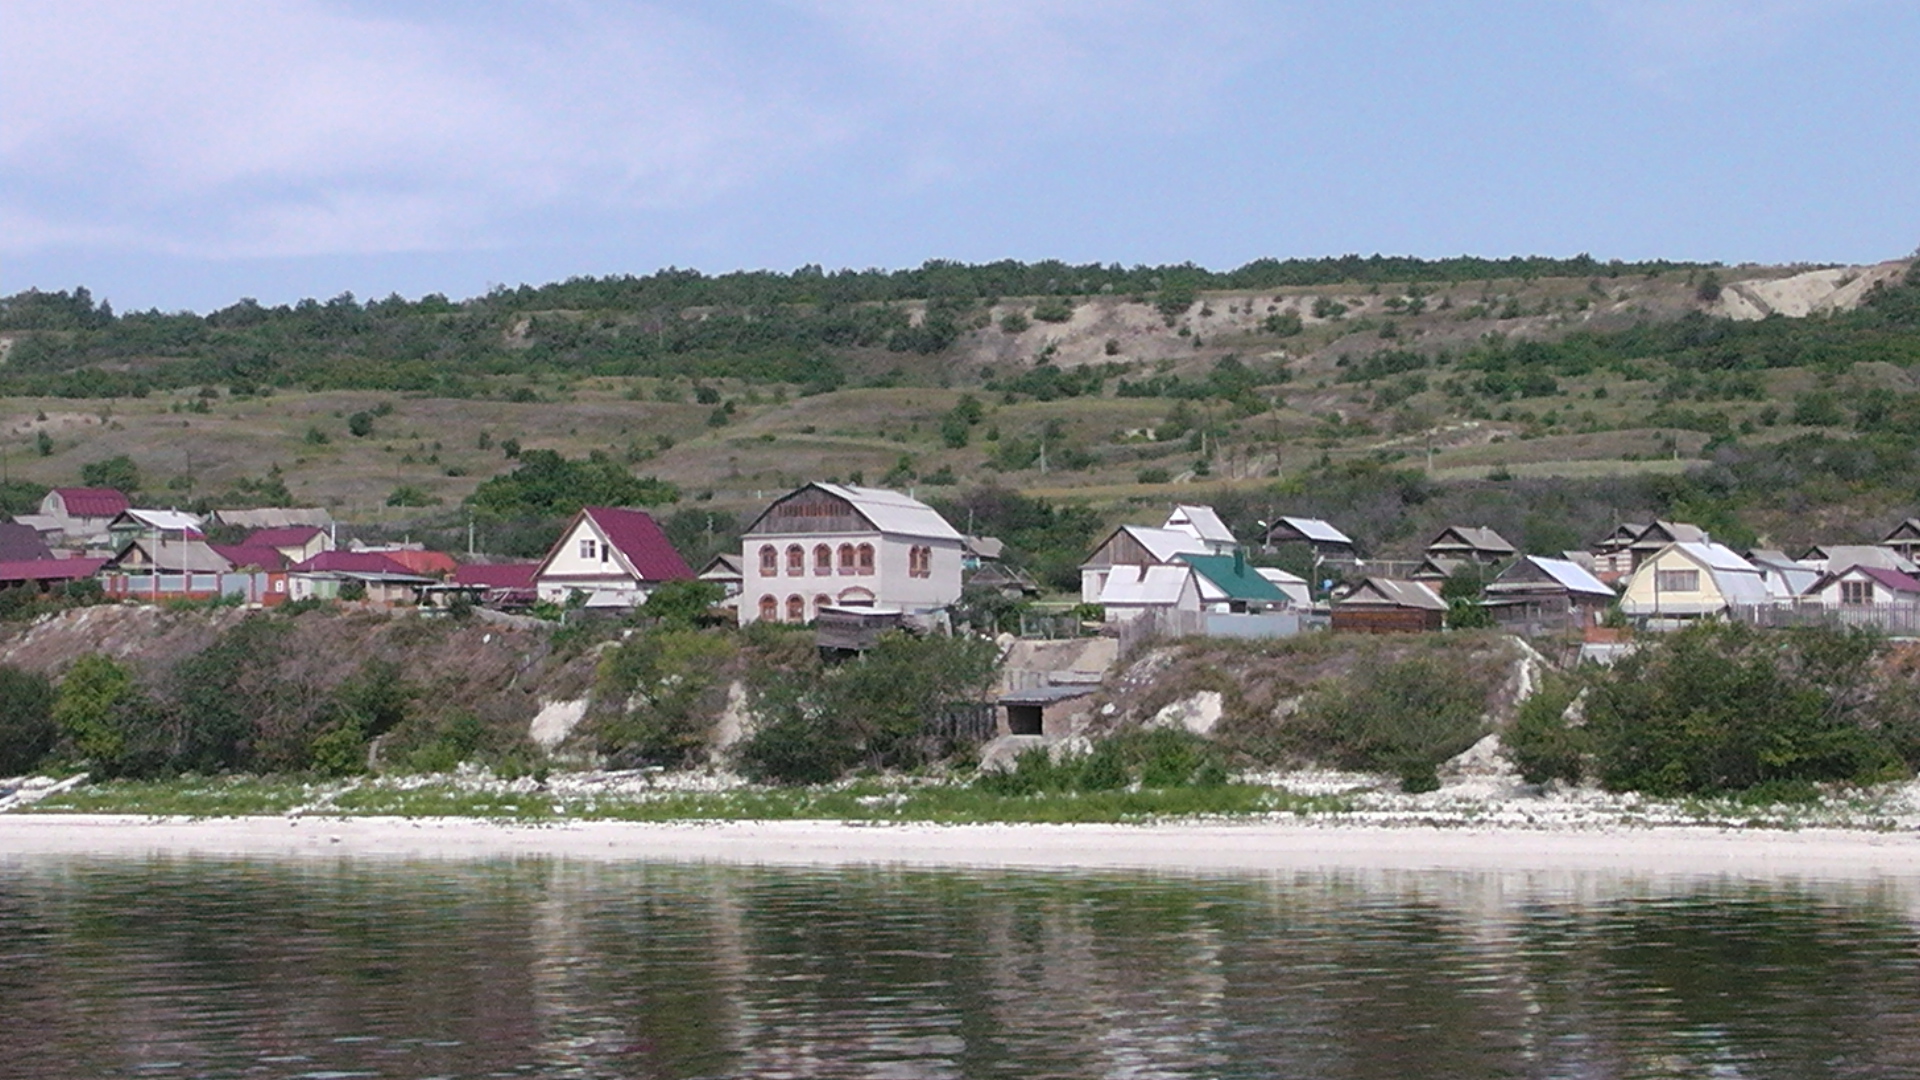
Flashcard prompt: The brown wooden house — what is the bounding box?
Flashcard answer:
[1331,577,1446,633]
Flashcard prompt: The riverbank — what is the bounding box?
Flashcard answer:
[7,814,1920,879]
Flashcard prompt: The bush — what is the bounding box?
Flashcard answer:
[1032,297,1075,323]
[1505,675,1587,786]
[347,411,375,437]
[593,627,734,769]
[737,632,1002,784]
[1286,656,1489,792]
[974,728,1228,795]
[1585,622,1898,796]
[0,666,56,775]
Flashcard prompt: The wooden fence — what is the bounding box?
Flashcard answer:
[1731,603,1920,635]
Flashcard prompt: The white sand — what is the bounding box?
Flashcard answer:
[6,815,1920,880]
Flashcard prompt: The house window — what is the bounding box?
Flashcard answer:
[786,594,805,622]
[758,595,778,622]
[814,594,832,618]
[839,543,856,575]
[857,543,875,575]
[814,544,832,574]
[759,545,778,575]
[786,545,805,576]
[907,545,931,578]
[579,538,596,560]
[1655,569,1699,593]
[1841,580,1874,606]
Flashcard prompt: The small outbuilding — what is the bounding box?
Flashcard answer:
[1331,578,1446,633]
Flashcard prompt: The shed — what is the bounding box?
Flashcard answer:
[998,685,1098,738]
[1331,578,1446,633]
[1262,516,1356,561]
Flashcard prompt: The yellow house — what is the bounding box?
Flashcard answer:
[1619,541,1769,622]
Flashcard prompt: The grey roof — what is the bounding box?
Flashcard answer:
[699,553,744,578]
[1805,545,1919,574]
[1636,520,1709,546]
[1338,577,1446,611]
[1099,564,1195,606]
[814,483,964,541]
[1669,542,1771,605]
[1429,525,1515,554]
[113,508,205,533]
[1271,516,1353,545]
[109,537,232,574]
[1114,525,1215,563]
[1526,556,1615,597]
[1165,505,1236,544]
[212,507,335,530]
[964,535,1006,560]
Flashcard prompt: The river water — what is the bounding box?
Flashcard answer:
[3,856,1918,1078]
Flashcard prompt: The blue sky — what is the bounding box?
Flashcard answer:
[4,0,1917,313]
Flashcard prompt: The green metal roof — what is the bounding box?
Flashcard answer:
[1178,553,1289,603]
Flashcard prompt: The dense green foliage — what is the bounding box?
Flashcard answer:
[974,728,1230,795]
[1506,623,1920,796]
[0,665,57,776]
[1284,656,1493,791]
[465,449,679,519]
[738,631,1003,784]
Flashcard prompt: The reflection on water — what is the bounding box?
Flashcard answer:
[2,856,1919,1078]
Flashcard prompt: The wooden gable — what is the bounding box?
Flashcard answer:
[745,486,868,536]
[1082,528,1161,569]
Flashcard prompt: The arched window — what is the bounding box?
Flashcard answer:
[814,594,832,618]
[786,595,805,622]
[786,545,805,575]
[838,544,856,575]
[814,544,832,574]
[857,543,875,575]
[838,587,875,607]
[758,595,778,622]
[758,545,777,575]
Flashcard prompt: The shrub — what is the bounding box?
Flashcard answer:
[1505,674,1587,786]
[1286,656,1490,792]
[593,627,734,769]
[974,728,1227,795]
[347,411,375,437]
[1032,297,1075,323]
[999,311,1031,334]
[1585,622,1898,796]
[0,666,57,775]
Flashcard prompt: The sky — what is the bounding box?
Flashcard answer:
[3,0,1917,313]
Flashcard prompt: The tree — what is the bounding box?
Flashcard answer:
[0,666,56,775]
[640,580,725,630]
[347,411,375,437]
[466,450,678,519]
[80,455,139,495]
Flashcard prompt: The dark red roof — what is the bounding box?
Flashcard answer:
[291,550,417,575]
[53,488,131,518]
[0,557,107,582]
[453,563,539,589]
[581,507,693,582]
[0,521,54,563]
[245,525,326,547]
[1850,565,1920,595]
[210,544,289,571]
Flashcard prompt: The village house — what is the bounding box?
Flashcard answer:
[1883,518,1920,563]
[1261,516,1357,563]
[0,557,108,594]
[1745,549,1821,600]
[1799,544,1918,577]
[1618,541,1769,624]
[245,524,331,565]
[14,487,131,547]
[1424,525,1516,566]
[106,509,204,553]
[1096,564,1202,622]
[1627,521,1708,569]
[738,483,963,625]
[1185,551,1293,614]
[697,553,745,597]
[289,550,435,605]
[535,506,693,609]
[1330,578,1447,633]
[1483,555,1617,634]
[1080,523,1214,604]
[1804,564,1920,610]
[1408,555,1473,584]
[1589,523,1644,578]
[1163,504,1239,554]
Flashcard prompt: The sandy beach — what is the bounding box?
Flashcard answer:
[7,814,1920,880]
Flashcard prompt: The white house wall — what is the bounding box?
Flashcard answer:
[739,530,963,624]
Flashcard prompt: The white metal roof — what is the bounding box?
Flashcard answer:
[1807,545,1918,574]
[118,508,204,532]
[1164,505,1236,545]
[815,483,964,541]
[1669,542,1771,605]
[1117,525,1215,563]
[1098,564,1194,606]
[1275,516,1353,545]
[1340,577,1446,611]
[1526,556,1615,597]
[1255,567,1312,607]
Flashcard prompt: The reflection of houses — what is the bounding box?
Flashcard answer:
[1483,556,1616,634]
[1618,542,1768,624]
[535,506,693,609]
[1331,578,1446,633]
[1262,516,1356,562]
[739,483,963,625]
[1424,526,1515,566]
[13,487,130,546]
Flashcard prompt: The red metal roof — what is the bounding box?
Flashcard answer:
[245,525,326,547]
[580,507,693,582]
[210,544,290,571]
[52,488,131,518]
[381,549,457,577]
[452,562,539,589]
[0,557,108,582]
[291,550,416,575]
[1850,565,1920,595]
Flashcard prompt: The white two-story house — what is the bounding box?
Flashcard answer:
[738,483,964,625]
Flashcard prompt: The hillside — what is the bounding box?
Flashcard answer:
[1,255,1916,576]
